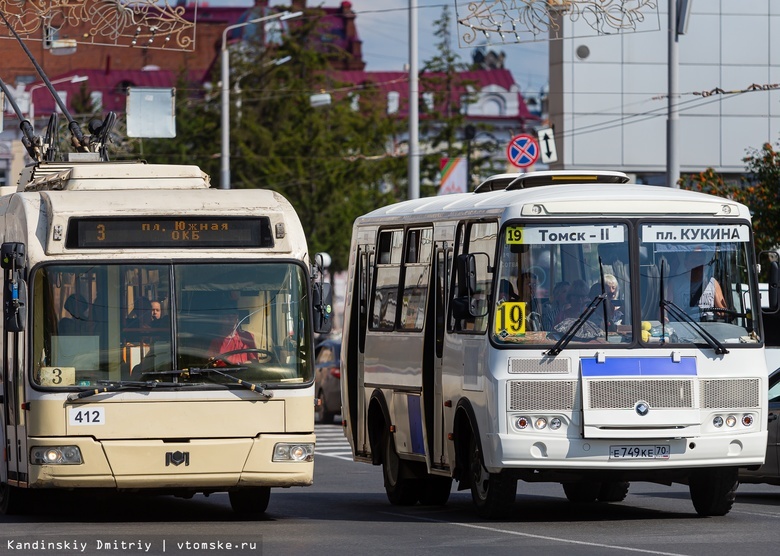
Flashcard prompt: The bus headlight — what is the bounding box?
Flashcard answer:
[549,417,562,430]
[31,446,83,465]
[273,443,314,462]
[712,416,724,428]
[725,415,737,427]
[535,417,548,430]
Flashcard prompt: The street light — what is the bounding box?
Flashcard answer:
[220,10,303,190]
[28,74,88,128]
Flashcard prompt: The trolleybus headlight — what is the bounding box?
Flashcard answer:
[272,443,314,462]
[741,414,754,427]
[725,415,737,427]
[535,417,547,430]
[515,417,530,430]
[31,445,83,465]
[549,417,562,430]
[712,416,724,428]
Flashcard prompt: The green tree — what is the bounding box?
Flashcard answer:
[681,139,780,252]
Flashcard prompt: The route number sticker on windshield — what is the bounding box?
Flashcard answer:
[495,301,526,337]
[505,225,624,245]
[68,406,106,426]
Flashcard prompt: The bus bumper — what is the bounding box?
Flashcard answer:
[485,430,768,473]
[26,433,315,489]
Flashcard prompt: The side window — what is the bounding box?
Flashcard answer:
[371,229,403,331]
[399,227,433,331]
[449,220,497,333]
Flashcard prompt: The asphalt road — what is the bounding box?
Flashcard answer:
[0,423,778,556]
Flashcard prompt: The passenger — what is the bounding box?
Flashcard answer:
[542,281,569,330]
[556,279,591,323]
[668,248,726,318]
[150,300,170,329]
[208,310,258,365]
[59,294,92,335]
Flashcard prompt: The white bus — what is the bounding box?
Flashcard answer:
[341,171,771,518]
[0,160,332,515]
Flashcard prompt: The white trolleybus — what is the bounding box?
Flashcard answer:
[0,160,332,515]
[341,171,772,518]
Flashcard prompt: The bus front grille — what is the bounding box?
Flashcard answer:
[508,380,577,411]
[587,379,693,409]
[700,378,760,408]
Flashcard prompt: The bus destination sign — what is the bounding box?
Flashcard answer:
[66,217,274,249]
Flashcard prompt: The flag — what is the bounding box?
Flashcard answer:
[438,157,467,195]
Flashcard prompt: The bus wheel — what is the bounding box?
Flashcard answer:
[229,487,271,516]
[382,431,419,505]
[469,435,516,518]
[689,467,738,516]
[597,481,630,502]
[0,482,27,515]
[562,481,601,503]
[418,475,452,506]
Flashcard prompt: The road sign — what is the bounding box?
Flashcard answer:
[536,127,558,164]
[506,134,539,168]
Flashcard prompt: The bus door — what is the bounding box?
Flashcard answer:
[1,242,28,489]
[425,229,454,470]
[346,233,374,456]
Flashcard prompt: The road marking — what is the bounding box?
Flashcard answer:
[383,512,690,556]
[315,425,354,461]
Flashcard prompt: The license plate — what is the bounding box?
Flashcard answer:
[609,444,670,460]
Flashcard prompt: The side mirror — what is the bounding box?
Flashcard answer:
[2,242,27,332]
[312,282,333,334]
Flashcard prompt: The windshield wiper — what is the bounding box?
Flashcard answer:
[660,300,729,355]
[188,367,273,398]
[545,294,606,356]
[67,380,185,401]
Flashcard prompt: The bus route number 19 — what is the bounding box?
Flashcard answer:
[68,406,106,426]
[495,301,527,337]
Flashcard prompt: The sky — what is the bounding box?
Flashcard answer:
[266,0,550,95]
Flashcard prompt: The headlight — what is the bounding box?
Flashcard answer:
[713,416,724,428]
[272,443,314,462]
[549,417,562,430]
[725,415,737,427]
[31,446,83,465]
[535,417,548,430]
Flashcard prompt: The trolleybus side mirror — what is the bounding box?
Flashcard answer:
[1,242,27,332]
[312,252,333,334]
[312,282,333,334]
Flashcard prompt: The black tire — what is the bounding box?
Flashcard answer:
[0,482,27,516]
[382,431,419,506]
[316,389,335,424]
[597,481,630,502]
[469,434,516,518]
[562,481,601,503]
[689,467,738,516]
[229,487,271,515]
[418,475,452,506]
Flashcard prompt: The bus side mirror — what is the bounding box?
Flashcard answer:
[2,242,27,333]
[453,253,489,319]
[312,282,333,334]
[768,259,780,312]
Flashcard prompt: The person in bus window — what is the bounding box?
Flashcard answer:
[59,294,92,335]
[150,300,170,329]
[542,281,569,330]
[668,248,726,319]
[208,310,258,365]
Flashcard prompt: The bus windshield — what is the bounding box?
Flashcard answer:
[32,262,312,389]
[493,222,632,346]
[638,222,759,347]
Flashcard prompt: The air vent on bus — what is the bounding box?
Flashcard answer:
[474,170,630,194]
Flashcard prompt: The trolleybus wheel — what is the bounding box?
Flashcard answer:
[382,430,419,506]
[228,487,271,515]
[0,482,26,515]
[597,481,630,502]
[469,434,516,518]
[689,467,738,516]
[562,481,601,503]
[417,475,452,506]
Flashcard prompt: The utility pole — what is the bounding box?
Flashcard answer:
[408,0,420,200]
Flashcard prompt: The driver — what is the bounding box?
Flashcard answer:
[209,310,258,365]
